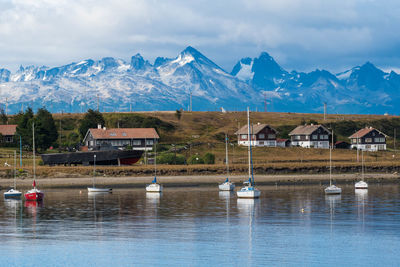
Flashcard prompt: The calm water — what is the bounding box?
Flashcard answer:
[1,184,400,266]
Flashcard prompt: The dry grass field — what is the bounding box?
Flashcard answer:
[1,111,399,179]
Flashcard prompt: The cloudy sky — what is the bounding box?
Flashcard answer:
[0,0,399,73]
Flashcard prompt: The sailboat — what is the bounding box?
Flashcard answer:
[4,150,22,199]
[325,129,342,195]
[219,133,235,191]
[87,154,112,193]
[146,139,163,192]
[25,122,44,201]
[237,107,261,198]
[355,149,368,189]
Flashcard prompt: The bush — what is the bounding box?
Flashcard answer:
[188,155,204,164]
[157,153,185,165]
[203,152,215,164]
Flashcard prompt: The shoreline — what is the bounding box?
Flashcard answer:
[1,172,399,189]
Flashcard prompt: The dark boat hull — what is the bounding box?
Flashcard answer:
[41,150,144,166]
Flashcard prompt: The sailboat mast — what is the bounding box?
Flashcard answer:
[32,122,36,181]
[330,129,333,186]
[154,137,157,178]
[14,150,16,189]
[247,107,254,184]
[361,149,364,181]
[225,133,229,178]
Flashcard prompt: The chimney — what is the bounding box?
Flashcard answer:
[97,124,101,129]
[103,126,106,130]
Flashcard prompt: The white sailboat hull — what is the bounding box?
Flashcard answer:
[4,188,22,198]
[146,183,163,192]
[325,185,342,195]
[237,186,261,198]
[219,182,235,191]
[355,180,368,189]
[87,187,112,193]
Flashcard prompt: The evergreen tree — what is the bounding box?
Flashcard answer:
[35,108,58,151]
[78,109,105,138]
[16,108,34,148]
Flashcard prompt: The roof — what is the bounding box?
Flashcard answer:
[0,125,17,136]
[349,127,387,139]
[289,124,331,136]
[335,141,349,145]
[88,128,159,139]
[235,124,277,135]
[276,138,289,142]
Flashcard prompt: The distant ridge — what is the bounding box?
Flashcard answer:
[0,46,399,115]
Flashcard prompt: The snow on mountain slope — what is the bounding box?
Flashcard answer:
[1,46,400,114]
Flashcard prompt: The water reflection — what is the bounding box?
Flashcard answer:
[0,185,400,266]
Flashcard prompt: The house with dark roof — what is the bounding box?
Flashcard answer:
[289,124,331,149]
[83,125,159,150]
[0,125,17,143]
[349,127,387,151]
[235,123,277,147]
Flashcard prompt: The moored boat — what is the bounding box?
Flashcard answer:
[219,134,235,191]
[325,129,341,195]
[25,123,44,201]
[237,107,260,199]
[25,180,44,201]
[4,151,22,199]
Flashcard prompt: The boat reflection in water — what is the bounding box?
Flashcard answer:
[146,192,161,204]
[355,189,368,227]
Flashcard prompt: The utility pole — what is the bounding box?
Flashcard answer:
[97,94,100,112]
[189,90,192,112]
[264,93,267,112]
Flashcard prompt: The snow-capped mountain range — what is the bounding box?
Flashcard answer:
[0,46,399,114]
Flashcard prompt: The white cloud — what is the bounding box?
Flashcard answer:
[0,0,399,73]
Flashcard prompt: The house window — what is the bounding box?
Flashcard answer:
[294,135,300,140]
[365,138,372,143]
[122,133,127,136]
[259,141,264,145]
[312,135,318,140]
[305,136,309,140]
[267,134,275,139]
[241,134,247,139]
[146,140,154,145]
[322,135,328,140]
[132,140,141,146]
[258,133,265,139]
[109,132,116,136]
[374,137,385,142]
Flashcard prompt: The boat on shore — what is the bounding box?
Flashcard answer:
[41,148,143,166]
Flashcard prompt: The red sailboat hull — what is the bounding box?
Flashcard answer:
[24,192,44,201]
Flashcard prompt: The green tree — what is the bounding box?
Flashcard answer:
[78,109,105,138]
[188,154,204,164]
[203,152,215,164]
[35,108,58,151]
[16,108,34,148]
[0,108,7,124]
